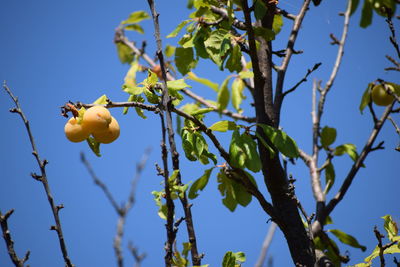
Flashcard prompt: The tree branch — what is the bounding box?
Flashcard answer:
[274,0,312,125]
[147,1,202,265]
[80,149,150,267]
[3,82,73,267]
[0,209,30,267]
[255,222,277,267]
[313,103,394,236]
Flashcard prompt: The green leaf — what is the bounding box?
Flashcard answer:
[167,79,191,90]
[116,42,133,64]
[217,171,238,212]
[188,167,214,199]
[325,162,335,193]
[329,229,367,251]
[259,124,299,158]
[93,94,108,105]
[382,214,399,242]
[229,130,246,168]
[222,251,246,267]
[209,120,237,132]
[151,191,168,220]
[121,11,150,25]
[143,88,160,104]
[350,0,360,15]
[165,44,176,58]
[204,29,230,68]
[273,14,283,35]
[253,27,276,41]
[190,107,214,116]
[124,86,144,95]
[321,126,337,149]
[360,0,373,28]
[124,24,144,34]
[182,131,197,161]
[175,47,197,75]
[359,83,373,113]
[254,0,267,20]
[255,131,276,158]
[231,78,245,113]
[132,95,147,119]
[239,71,253,79]
[86,137,101,157]
[225,44,242,73]
[217,76,231,111]
[193,132,206,158]
[231,179,252,207]
[123,95,134,115]
[334,144,358,162]
[241,133,261,173]
[187,72,219,91]
[167,20,191,38]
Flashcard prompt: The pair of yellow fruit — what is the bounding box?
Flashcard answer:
[64,106,120,144]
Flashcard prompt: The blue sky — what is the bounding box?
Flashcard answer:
[0,1,399,266]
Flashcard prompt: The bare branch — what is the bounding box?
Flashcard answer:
[255,222,277,267]
[274,0,312,124]
[80,149,150,267]
[386,17,400,59]
[0,209,30,267]
[3,82,73,267]
[80,152,121,214]
[282,62,322,98]
[128,241,146,267]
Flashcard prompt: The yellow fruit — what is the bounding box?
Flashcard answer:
[82,106,112,132]
[64,117,90,142]
[371,84,395,106]
[152,65,163,79]
[92,116,120,144]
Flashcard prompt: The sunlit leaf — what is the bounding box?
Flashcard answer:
[167,20,191,38]
[334,144,358,162]
[225,44,242,73]
[382,214,399,242]
[241,133,261,173]
[359,83,373,113]
[273,14,283,35]
[121,11,150,25]
[167,79,191,90]
[188,167,214,199]
[329,229,367,251]
[229,130,246,168]
[259,124,299,158]
[187,72,219,91]
[116,42,133,64]
[165,44,176,58]
[209,120,237,132]
[175,47,197,75]
[93,94,108,105]
[321,126,337,149]
[217,76,231,111]
[86,136,101,157]
[232,78,245,112]
[325,162,335,193]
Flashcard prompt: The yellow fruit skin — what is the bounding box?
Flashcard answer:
[64,118,90,143]
[371,84,395,106]
[92,117,120,144]
[82,106,112,132]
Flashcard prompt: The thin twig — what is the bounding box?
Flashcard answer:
[0,209,30,267]
[128,241,146,267]
[255,222,277,267]
[80,153,121,213]
[386,17,400,59]
[274,0,312,124]
[282,62,322,97]
[3,82,73,267]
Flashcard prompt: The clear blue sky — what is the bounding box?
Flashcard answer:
[0,1,398,266]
